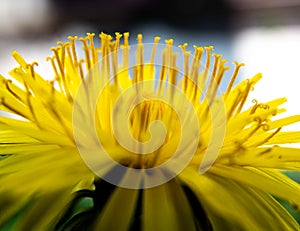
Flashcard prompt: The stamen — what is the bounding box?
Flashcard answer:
[109,41,118,84]
[78,59,85,81]
[49,80,56,95]
[250,101,270,114]
[262,123,270,131]
[165,39,173,68]
[13,67,20,73]
[151,36,160,64]
[114,32,122,50]
[179,43,189,93]
[170,54,178,85]
[179,43,188,53]
[236,80,252,114]
[64,43,72,64]
[137,33,142,44]
[190,46,204,102]
[79,37,91,70]
[46,56,63,93]
[250,99,259,114]
[100,33,113,79]
[207,54,221,92]
[210,69,230,106]
[215,60,229,85]
[256,128,282,147]
[57,41,67,72]
[121,32,130,68]
[0,97,27,119]
[87,33,97,64]
[190,45,203,81]
[157,51,167,96]
[51,47,64,77]
[203,46,214,85]
[51,47,72,102]
[242,119,265,142]
[135,34,144,84]
[24,81,41,128]
[26,62,39,79]
[225,61,245,97]
[124,32,129,46]
[169,53,178,102]
[205,54,225,104]
[48,104,74,143]
[4,79,23,102]
[68,36,79,67]
[110,33,123,84]
[227,89,242,118]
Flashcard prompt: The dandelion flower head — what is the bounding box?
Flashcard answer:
[1,32,300,230]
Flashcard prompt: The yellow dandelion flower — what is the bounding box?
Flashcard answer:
[1,32,300,230]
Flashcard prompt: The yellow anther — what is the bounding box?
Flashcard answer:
[115,32,122,40]
[57,42,66,70]
[262,123,270,131]
[193,46,204,60]
[87,32,95,38]
[100,32,113,59]
[211,54,221,79]
[114,32,122,50]
[164,39,174,68]
[46,56,60,82]
[109,41,116,51]
[178,45,185,52]
[3,79,22,102]
[225,61,245,97]
[220,59,228,66]
[165,39,173,46]
[137,34,143,44]
[78,59,85,80]
[79,37,92,70]
[120,33,130,68]
[206,46,214,54]
[123,32,129,46]
[179,43,188,51]
[0,95,26,118]
[154,36,160,43]
[68,36,79,66]
[86,33,98,64]
[202,46,214,84]
[100,32,113,42]
[25,62,38,79]
[68,35,78,41]
[13,67,21,73]
[213,53,222,59]
[79,37,89,43]
[151,36,161,64]
[236,81,252,114]
[62,42,70,49]
[264,127,281,143]
[51,47,64,76]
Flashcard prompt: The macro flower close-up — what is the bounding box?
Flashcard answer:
[1,32,300,230]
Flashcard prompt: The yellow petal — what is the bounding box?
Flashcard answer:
[179,167,299,230]
[142,178,196,231]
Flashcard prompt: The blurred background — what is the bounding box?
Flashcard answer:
[0,0,300,117]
